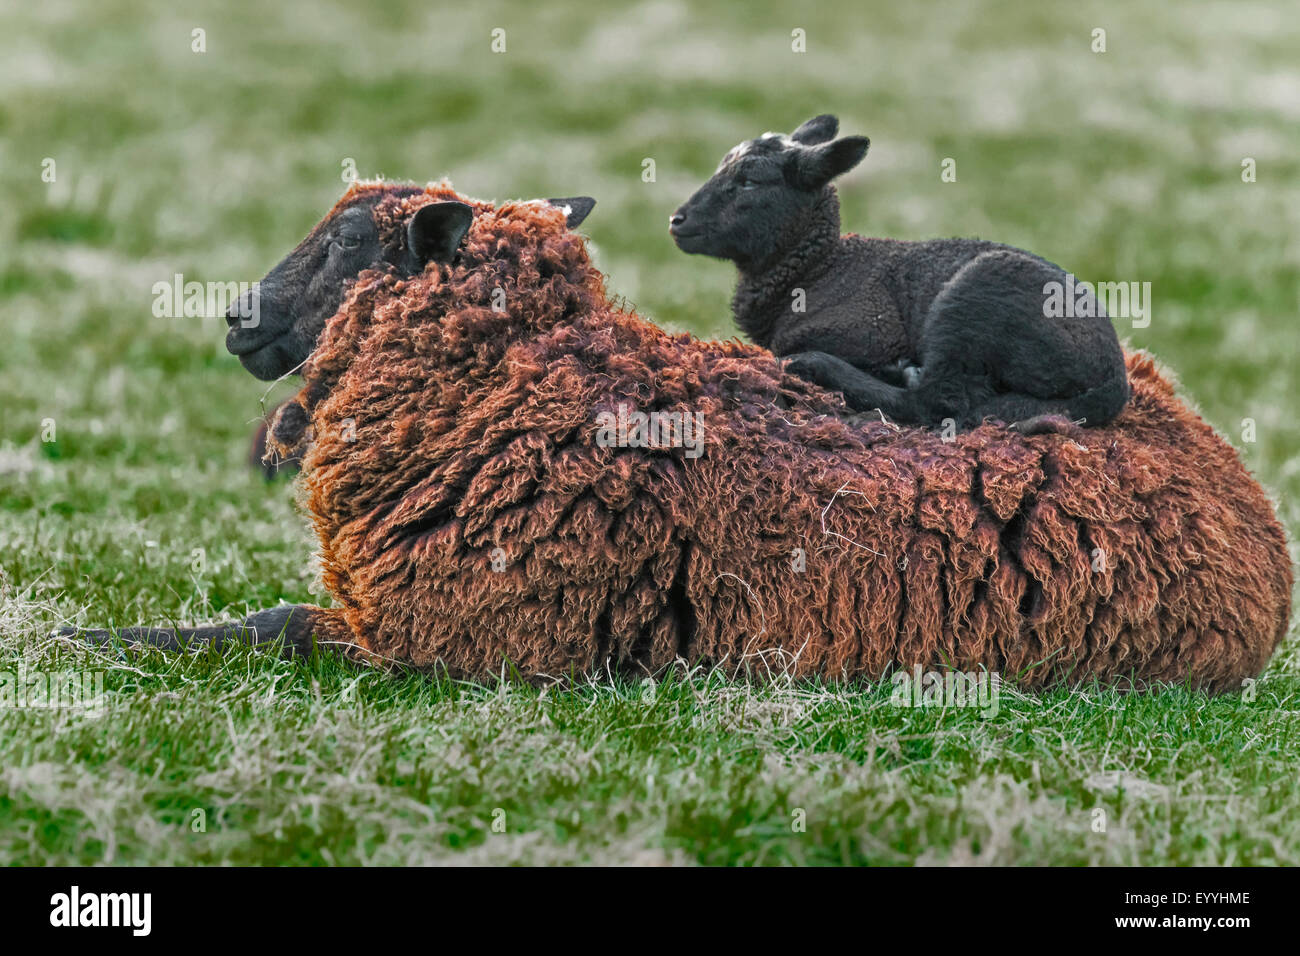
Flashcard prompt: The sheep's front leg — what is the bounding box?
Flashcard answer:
[61,604,326,658]
[783,350,923,421]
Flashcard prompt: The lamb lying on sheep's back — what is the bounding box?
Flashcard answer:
[84,182,1292,691]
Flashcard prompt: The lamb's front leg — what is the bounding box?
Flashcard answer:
[60,604,338,658]
[783,350,923,421]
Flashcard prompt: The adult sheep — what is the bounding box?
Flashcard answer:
[73,181,1292,692]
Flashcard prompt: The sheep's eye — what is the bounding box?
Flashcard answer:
[335,235,362,250]
[739,177,758,190]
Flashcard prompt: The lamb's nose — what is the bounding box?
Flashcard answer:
[669,213,687,228]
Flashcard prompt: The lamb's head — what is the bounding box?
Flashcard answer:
[669,114,869,268]
[225,181,595,380]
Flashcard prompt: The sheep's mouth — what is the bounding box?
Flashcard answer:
[669,227,707,252]
[225,326,282,357]
[226,328,301,380]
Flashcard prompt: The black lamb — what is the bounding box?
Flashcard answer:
[669,114,1130,432]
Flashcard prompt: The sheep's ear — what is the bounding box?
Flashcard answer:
[790,114,839,145]
[546,196,596,229]
[793,135,870,189]
[408,201,474,265]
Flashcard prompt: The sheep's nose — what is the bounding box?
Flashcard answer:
[669,213,687,228]
[225,289,260,329]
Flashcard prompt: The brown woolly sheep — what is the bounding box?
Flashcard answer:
[76,182,1292,692]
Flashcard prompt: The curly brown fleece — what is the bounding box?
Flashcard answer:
[268,182,1292,691]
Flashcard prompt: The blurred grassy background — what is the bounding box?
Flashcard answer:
[4,1,1297,502]
[0,0,1296,864]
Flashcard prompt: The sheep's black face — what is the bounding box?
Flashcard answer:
[225,190,596,381]
[670,114,869,270]
[225,202,387,380]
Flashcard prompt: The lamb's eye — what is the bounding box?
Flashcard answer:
[739,178,758,191]
[336,236,362,250]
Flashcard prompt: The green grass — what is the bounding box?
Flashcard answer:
[1,0,1297,865]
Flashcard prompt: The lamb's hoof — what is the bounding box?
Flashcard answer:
[901,364,923,389]
[781,352,829,382]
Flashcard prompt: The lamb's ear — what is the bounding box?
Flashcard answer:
[546,196,596,229]
[793,135,870,189]
[790,114,839,145]
[408,201,474,265]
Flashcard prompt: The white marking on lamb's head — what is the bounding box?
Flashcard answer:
[716,141,753,172]
[717,132,803,172]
